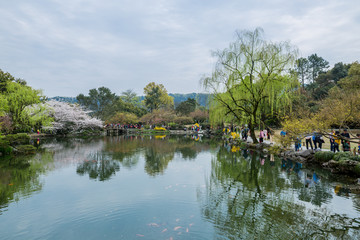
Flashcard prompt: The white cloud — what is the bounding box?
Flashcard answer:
[0,0,359,97]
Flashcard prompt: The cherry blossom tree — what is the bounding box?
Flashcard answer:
[41,100,103,135]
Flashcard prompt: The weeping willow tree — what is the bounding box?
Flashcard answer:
[202,28,298,143]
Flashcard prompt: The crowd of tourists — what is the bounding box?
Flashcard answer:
[223,125,272,143]
[297,129,360,153]
[222,124,359,153]
[104,123,143,129]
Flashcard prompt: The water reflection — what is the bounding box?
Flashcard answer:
[1,136,359,239]
[0,153,53,215]
[38,135,213,180]
[76,152,120,181]
[199,145,360,239]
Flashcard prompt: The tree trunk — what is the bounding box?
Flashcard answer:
[249,120,258,144]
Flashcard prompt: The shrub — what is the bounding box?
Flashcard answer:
[239,141,248,149]
[268,145,282,154]
[314,151,335,163]
[173,116,193,125]
[5,133,30,146]
[0,138,12,155]
[350,155,360,162]
[333,152,352,162]
[15,145,36,154]
[354,164,360,175]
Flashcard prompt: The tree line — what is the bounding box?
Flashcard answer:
[202,27,359,143]
[1,27,358,142]
[75,82,209,128]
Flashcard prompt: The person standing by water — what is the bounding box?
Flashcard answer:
[280,130,286,137]
[333,131,341,152]
[317,134,324,150]
[341,129,351,152]
[329,130,335,152]
[305,134,313,150]
[266,127,271,142]
[312,133,317,150]
[259,129,264,143]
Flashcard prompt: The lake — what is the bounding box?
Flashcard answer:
[0,136,359,239]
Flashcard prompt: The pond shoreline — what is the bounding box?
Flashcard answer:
[240,141,360,192]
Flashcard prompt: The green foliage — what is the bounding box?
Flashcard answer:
[15,145,36,154]
[294,57,310,89]
[333,152,352,162]
[308,53,329,83]
[120,89,139,104]
[77,87,118,120]
[110,98,147,117]
[5,133,30,146]
[143,82,174,112]
[189,108,209,123]
[173,116,193,125]
[169,93,210,107]
[202,28,298,143]
[0,68,16,92]
[77,87,147,121]
[314,151,335,163]
[350,155,360,162]
[106,112,138,124]
[175,98,197,115]
[4,81,44,132]
[0,133,31,155]
[268,145,282,154]
[0,138,12,154]
[354,164,360,175]
[140,109,176,125]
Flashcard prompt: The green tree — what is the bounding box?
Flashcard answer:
[111,98,147,117]
[105,112,138,124]
[308,53,329,83]
[77,87,118,120]
[202,28,298,143]
[331,62,350,83]
[5,82,45,132]
[120,89,139,104]
[140,109,176,125]
[294,57,310,89]
[175,98,197,116]
[189,108,209,123]
[143,82,174,112]
[0,69,16,92]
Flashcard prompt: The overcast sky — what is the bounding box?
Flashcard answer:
[1,0,359,97]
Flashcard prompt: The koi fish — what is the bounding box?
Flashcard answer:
[147,223,159,227]
[175,218,180,222]
[8,183,13,186]
[174,226,182,231]
[136,234,144,237]
[162,228,167,233]
[186,228,189,233]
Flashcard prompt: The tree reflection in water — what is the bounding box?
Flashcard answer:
[199,146,360,239]
[75,135,213,179]
[76,152,120,181]
[0,152,53,215]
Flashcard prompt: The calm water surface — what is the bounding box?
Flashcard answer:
[0,136,359,239]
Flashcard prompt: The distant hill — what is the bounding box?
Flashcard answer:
[49,93,211,107]
[137,93,211,107]
[169,93,210,107]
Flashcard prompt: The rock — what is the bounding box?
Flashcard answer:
[298,149,314,159]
